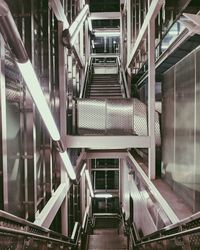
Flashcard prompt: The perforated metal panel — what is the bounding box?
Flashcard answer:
[76,98,161,145]
[106,99,134,135]
[77,99,106,134]
[133,98,148,136]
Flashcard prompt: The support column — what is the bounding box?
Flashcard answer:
[58,22,70,236]
[0,36,8,211]
[127,0,132,93]
[148,18,156,180]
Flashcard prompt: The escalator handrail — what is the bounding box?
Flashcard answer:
[0,226,75,247]
[80,57,92,98]
[128,210,200,247]
[117,57,130,98]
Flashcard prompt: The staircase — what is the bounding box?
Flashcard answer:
[86,73,123,98]
[87,217,127,250]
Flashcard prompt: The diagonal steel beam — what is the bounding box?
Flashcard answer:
[126,0,165,68]
[34,183,70,228]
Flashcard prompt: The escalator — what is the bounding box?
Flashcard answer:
[87,215,127,250]
[86,73,123,99]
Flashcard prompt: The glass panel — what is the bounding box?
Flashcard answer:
[107,171,119,189]
[95,171,106,189]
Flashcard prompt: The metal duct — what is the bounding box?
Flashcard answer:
[75,98,161,146]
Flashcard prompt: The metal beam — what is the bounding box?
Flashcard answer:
[34,183,69,228]
[86,151,128,159]
[48,0,70,29]
[89,12,120,20]
[65,135,151,149]
[148,17,156,180]
[126,0,165,68]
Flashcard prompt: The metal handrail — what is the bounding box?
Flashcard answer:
[0,226,74,247]
[128,210,200,248]
[80,57,92,98]
[0,210,84,248]
[117,57,130,98]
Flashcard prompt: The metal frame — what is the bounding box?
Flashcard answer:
[34,183,70,228]
[126,0,165,68]
[65,135,151,149]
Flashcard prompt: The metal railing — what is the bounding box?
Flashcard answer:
[0,210,81,250]
[117,57,130,98]
[80,57,92,98]
[128,211,200,249]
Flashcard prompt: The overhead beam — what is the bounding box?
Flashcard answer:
[65,135,150,149]
[86,151,128,159]
[34,183,69,228]
[90,12,120,20]
[126,0,165,68]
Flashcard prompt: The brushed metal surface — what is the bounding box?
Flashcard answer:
[162,47,200,211]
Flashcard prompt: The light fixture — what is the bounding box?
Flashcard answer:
[85,170,94,198]
[59,151,76,180]
[94,193,113,198]
[80,163,86,176]
[17,60,61,141]
[0,0,77,181]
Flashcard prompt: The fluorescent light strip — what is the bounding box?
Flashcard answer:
[59,151,76,180]
[85,170,94,198]
[80,163,86,176]
[95,193,113,198]
[17,60,60,141]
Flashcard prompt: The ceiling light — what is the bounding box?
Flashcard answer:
[95,193,113,198]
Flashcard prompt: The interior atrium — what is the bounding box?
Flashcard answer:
[0,0,200,249]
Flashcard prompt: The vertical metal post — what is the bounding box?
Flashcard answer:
[127,0,132,93]
[58,22,69,236]
[0,36,8,211]
[148,17,156,180]
[84,19,90,61]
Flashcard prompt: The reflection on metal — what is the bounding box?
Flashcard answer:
[127,152,179,224]
[34,183,70,228]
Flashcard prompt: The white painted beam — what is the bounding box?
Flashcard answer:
[126,0,165,68]
[34,183,69,228]
[65,135,150,149]
[49,0,69,29]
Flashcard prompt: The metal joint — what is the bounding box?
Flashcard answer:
[54,140,65,153]
[62,29,71,49]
